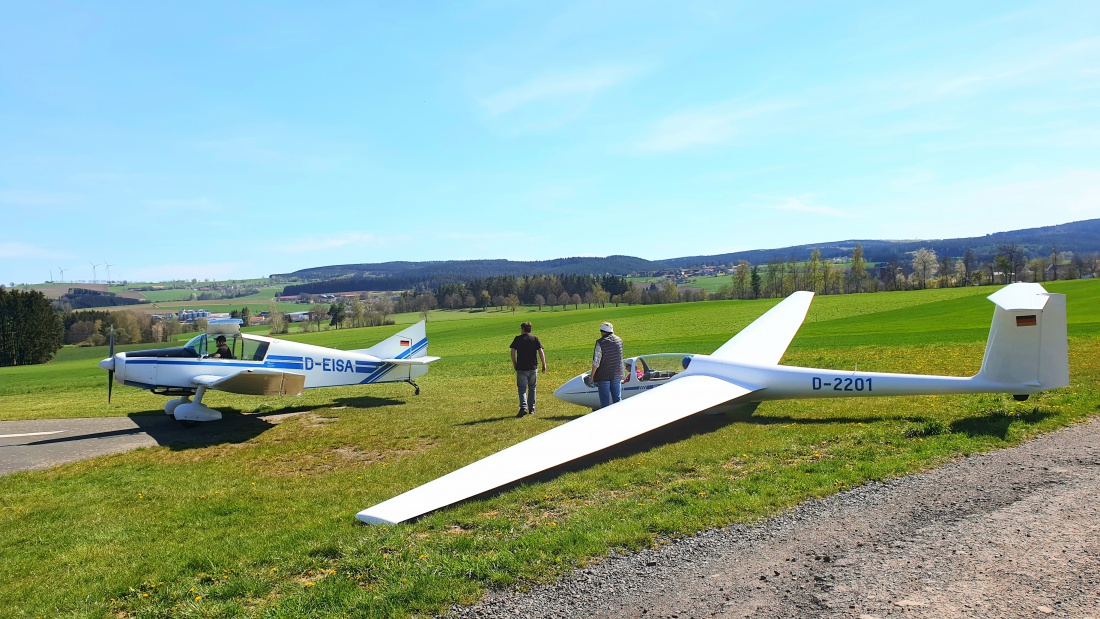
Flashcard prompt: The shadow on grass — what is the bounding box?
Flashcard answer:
[950,407,1052,439]
[749,413,928,425]
[457,415,528,426]
[453,403,754,509]
[17,395,408,454]
[10,412,276,453]
[421,400,981,520]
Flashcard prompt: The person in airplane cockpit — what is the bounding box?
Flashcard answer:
[212,335,235,359]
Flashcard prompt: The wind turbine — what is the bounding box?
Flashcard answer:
[90,263,99,284]
[105,263,114,285]
[58,267,67,282]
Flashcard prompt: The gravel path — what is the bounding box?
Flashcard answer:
[450,419,1100,618]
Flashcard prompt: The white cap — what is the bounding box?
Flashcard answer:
[599,321,614,333]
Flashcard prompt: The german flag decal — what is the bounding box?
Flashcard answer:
[1016,315,1037,327]
[400,339,411,347]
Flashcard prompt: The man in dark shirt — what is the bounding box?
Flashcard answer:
[510,322,547,417]
[212,335,235,359]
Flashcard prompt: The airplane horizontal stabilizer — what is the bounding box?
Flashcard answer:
[191,369,306,396]
[709,291,814,365]
[357,374,757,525]
[379,356,441,366]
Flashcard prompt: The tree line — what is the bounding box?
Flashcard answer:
[0,288,63,366]
[4,242,1098,366]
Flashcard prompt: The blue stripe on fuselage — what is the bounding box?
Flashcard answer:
[126,359,305,370]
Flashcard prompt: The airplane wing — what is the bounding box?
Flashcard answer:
[191,369,306,396]
[708,291,814,365]
[357,374,759,525]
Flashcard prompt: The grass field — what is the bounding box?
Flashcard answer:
[1,281,1098,618]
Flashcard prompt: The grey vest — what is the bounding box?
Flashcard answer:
[593,334,623,381]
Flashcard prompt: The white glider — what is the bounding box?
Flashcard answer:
[99,320,439,423]
[357,283,1068,524]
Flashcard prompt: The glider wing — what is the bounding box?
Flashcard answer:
[357,374,758,525]
[709,291,814,365]
[190,370,306,396]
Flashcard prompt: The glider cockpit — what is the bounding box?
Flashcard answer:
[554,353,695,409]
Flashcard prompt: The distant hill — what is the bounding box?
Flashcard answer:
[662,218,1100,267]
[272,255,663,283]
[272,218,1100,286]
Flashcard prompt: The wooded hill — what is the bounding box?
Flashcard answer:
[665,218,1100,268]
[274,256,662,287]
[272,218,1100,288]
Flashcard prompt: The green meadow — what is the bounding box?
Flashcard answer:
[1,280,1098,618]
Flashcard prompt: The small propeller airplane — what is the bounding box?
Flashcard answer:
[357,282,1068,524]
[98,320,439,424]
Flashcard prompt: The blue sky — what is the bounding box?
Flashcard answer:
[2,1,1098,285]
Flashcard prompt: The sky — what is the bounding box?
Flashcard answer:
[1,1,1098,286]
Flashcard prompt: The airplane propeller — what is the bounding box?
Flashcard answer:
[107,325,114,403]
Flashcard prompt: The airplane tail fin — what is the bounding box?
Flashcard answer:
[355,321,430,359]
[975,283,1068,393]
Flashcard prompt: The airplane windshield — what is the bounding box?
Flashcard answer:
[183,333,207,356]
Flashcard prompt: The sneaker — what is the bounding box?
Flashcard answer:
[516,409,528,418]
[528,409,535,416]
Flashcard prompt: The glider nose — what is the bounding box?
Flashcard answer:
[98,356,114,371]
[553,374,590,406]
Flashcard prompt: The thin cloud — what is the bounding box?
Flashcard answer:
[0,242,74,260]
[963,169,1100,217]
[145,197,218,210]
[285,232,402,253]
[771,197,856,219]
[636,102,794,153]
[122,262,255,283]
[0,191,81,207]
[436,231,527,241]
[480,66,637,116]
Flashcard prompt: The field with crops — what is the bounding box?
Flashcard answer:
[1,280,1097,618]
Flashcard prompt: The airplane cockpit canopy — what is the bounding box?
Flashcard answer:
[183,333,208,357]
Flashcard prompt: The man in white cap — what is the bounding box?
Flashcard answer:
[588,321,624,408]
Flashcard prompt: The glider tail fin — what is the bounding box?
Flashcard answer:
[975,283,1068,393]
[355,321,429,359]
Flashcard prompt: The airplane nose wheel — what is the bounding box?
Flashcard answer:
[406,380,420,396]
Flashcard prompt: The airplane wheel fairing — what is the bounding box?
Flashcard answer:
[164,398,187,416]
[174,403,222,423]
